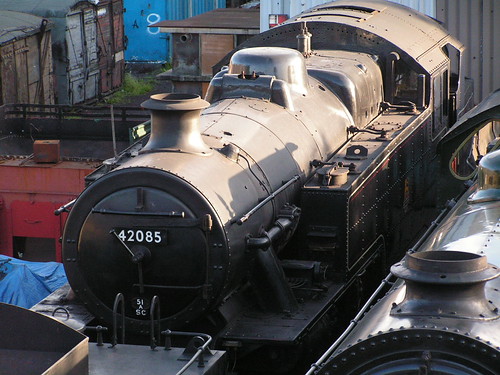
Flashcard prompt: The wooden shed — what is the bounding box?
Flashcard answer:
[2,0,125,105]
[154,8,260,96]
[0,11,55,105]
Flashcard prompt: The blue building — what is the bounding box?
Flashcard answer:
[124,0,226,63]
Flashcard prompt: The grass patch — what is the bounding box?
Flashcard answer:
[105,73,156,104]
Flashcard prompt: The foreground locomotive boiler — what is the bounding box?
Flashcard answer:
[309,98,500,375]
[60,0,475,372]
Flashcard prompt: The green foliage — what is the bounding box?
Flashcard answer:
[105,73,156,104]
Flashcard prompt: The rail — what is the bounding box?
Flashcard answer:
[2,103,149,122]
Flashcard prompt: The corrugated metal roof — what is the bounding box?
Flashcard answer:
[260,0,436,32]
[437,0,500,103]
[0,10,51,45]
[155,8,260,34]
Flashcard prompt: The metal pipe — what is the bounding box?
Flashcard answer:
[384,52,400,104]
[160,330,213,375]
[236,175,300,225]
[252,243,299,313]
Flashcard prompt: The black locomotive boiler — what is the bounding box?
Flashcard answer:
[60,1,474,373]
[307,91,500,375]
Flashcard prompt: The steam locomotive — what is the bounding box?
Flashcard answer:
[58,1,475,373]
[307,110,500,375]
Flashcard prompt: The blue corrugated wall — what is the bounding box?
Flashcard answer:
[124,0,226,63]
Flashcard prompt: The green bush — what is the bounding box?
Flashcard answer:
[105,73,155,104]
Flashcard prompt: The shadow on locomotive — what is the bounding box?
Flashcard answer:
[308,91,500,374]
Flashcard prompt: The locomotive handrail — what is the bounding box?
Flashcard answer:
[110,293,125,348]
[161,330,213,375]
[150,295,161,350]
[236,175,300,225]
[408,199,456,254]
[306,199,458,373]
[54,199,76,216]
[305,272,395,375]
[94,209,185,217]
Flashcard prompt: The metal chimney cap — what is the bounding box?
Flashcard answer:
[391,250,500,285]
[141,93,210,111]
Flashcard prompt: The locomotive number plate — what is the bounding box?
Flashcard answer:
[114,228,167,245]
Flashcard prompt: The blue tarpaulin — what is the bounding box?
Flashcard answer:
[0,255,67,309]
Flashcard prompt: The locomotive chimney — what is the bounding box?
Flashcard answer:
[391,251,500,319]
[140,93,211,155]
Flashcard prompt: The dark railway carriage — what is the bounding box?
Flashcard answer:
[58,1,475,373]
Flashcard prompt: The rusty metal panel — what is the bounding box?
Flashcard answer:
[112,0,124,51]
[66,8,99,104]
[0,28,54,105]
[112,0,125,90]
[40,30,54,105]
[200,34,234,75]
[26,35,41,103]
[83,9,99,102]
[437,0,500,103]
[66,12,85,104]
[97,3,112,94]
[172,33,200,76]
[14,40,28,103]
[96,0,125,95]
[0,43,16,104]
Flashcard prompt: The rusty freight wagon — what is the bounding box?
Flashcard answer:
[2,0,125,105]
[0,11,55,106]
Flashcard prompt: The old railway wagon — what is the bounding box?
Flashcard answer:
[55,1,474,373]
